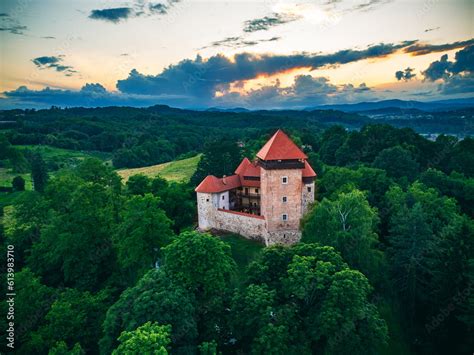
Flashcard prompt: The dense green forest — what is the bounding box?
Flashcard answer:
[0,106,473,354]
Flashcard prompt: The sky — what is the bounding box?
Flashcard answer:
[0,0,472,109]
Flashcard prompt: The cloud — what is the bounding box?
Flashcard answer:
[89,1,180,23]
[243,13,299,33]
[424,27,440,33]
[395,67,416,81]
[422,45,474,94]
[404,38,474,56]
[41,36,56,39]
[32,55,77,76]
[201,36,280,49]
[89,8,133,23]
[0,13,27,35]
[353,0,392,12]
[117,40,416,99]
[149,3,168,14]
[0,84,189,109]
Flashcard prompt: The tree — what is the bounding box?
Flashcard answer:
[0,268,55,353]
[373,145,419,181]
[238,243,388,354]
[3,192,48,266]
[30,152,48,192]
[191,139,242,186]
[100,269,197,354]
[302,190,385,283]
[385,182,473,350]
[12,175,26,191]
[163,231,236,340]
[126,174,151,196]
[114,194,174,282]
[28,181,117,290]
[157,182,195,233]
[33,288,109,353]
[112,322,171,355]
[48,341,85,355]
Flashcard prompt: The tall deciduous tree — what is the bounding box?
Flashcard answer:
[112,322,171,355]
[302,190,385,283]
[100,269,197,354]
[114,194,174,282]
[191,139,242,186]
[30,152,48,192]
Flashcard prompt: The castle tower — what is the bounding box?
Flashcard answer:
[195,129,316,246]
[256,130,316,244]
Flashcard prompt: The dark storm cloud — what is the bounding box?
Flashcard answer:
[422,54,452,81]
[404,38,474,56]
[89,7,133,23]
[32,56,77,76]
[0,13,9,17]
[422,45,474,94]
[243,13,299,33]
[117,40,416,98]
[395,67,416,81]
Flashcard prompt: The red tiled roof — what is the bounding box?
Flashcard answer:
[195,174,241,193]
[302,160,317,178]
[256,129,308,161]
[235,157,261,177]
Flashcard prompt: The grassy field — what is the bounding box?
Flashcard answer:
[117,154,201,183]
[0,168,33,189]
[16,145,112,164]
[0,145,113,189]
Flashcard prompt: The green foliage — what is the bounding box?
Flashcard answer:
[198,340,218,355]
[238,243,388,354]
[163,231,237,340]
[112,322,172,355]
[30,152,48,192]
[12,175,25,191]
[302,190,385,283]
[33,288,110,353]
[100,269,197,354]
[191,139,242,186]
[114,193,174,282]
[48,341,85,355]
[126,174,151,195]
[373,145,419,181]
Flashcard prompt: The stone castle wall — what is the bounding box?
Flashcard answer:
[213,209,267,244]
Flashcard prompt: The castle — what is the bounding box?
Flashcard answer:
[195,129,316,245]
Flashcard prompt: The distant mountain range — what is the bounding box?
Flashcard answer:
[306,98,474,113]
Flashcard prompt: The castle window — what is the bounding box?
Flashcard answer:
[282,214,288,221]
[255,188,259,194]
[307,186,312,192]
[222,195,225,200]
[282,176,288,184]
[206,198,209,202]
[282,196,287,203]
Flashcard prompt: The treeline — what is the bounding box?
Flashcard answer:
[2,105,471,169]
